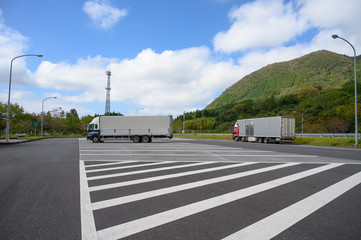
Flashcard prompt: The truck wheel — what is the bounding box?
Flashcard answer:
[142,136,150,143]
[234,136,239,142]
[92,135,100,143]
[257,137,263,143]
[264,138,268,143]
[132,136,141,143]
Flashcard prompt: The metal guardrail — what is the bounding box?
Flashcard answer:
[179,133,361,138]
[180,133,232,136]
[296,133,361,138]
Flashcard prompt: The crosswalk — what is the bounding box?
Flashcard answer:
[79,139,361,240]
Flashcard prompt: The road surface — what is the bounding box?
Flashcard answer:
[1,137,361,239]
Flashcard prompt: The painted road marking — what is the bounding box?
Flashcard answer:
[87,161,214,181]
[86,161,174,173]
[88,162,256,192]
[80,139,360,240]
[91,162,300,210]
[80,161,97,240]
[223,171,361,240]
[95,164,343,240]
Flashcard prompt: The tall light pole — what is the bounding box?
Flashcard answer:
[135,107,144,116]
[41,96,57,136]
[183,111,185,134]
[6,54,43,142]
[332,34,358,146]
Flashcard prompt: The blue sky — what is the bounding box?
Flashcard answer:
[0,0,360,117]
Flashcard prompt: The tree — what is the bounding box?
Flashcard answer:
[66,109,82,134]
[298,86,319,100]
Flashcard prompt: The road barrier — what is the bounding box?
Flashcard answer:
[179,133,360,138]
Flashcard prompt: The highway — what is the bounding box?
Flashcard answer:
[1,138,361,239]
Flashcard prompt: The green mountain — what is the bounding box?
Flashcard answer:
[206,50,360,109]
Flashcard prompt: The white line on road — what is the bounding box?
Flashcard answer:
[87,161,214,181]
[80,150,273,152]
[85,160,137,168]
[89,162,256,192]
[80,146,240,150]
[222,171,361,240]
[86,161,173,173]
[91,162,300,210]
[80,153,318,157]
[79,161,97,240]
[95,163,343,240]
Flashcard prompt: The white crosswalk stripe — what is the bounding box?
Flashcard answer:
[79,139,361,240]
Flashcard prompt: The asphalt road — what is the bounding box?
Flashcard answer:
[179,138,361,161]
[0,138,80,240]
[80,138,361,240]
[1,138,361,240]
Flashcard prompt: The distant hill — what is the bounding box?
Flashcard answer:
[206,50,360,109]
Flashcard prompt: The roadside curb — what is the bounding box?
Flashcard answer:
[0,136,86,145]
[0,138,46,145]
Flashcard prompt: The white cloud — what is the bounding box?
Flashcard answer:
[35,47,243,116]
[213,0,361,55]
[298,0,361,32]
[0,9,34,87]
[83,0,128,30]
[36,55,114,92]
[3,0,361,118]
[214,0,308,53]
[297,0,361,55]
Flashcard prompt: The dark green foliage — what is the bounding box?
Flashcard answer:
[175,82,360,133]
[0,102,115,136]
[207,50,360,110]
[174,50,360,133]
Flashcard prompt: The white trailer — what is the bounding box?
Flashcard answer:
[87,115,173,143]
[232,116,295,143]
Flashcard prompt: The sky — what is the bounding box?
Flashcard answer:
[0,0,360,118]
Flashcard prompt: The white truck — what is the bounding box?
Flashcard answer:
[86,115,173,143]
[232,116,295,143]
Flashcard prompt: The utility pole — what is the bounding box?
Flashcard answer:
[183,111,185,134]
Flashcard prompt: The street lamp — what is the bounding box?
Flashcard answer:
[135,107,144,116]
[6,54,43,142]
[41,97,57,136]
[332,34,358,146]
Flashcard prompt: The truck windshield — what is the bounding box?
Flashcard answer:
[88,124,94,131]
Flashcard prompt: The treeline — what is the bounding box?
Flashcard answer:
[0,102,122,136]
[174,82,361,134]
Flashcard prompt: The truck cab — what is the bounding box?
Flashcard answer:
[86,117,100,141]
[232,122,239,141]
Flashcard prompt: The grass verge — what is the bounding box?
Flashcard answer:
[14,134,85,140]
[295,137,360,148]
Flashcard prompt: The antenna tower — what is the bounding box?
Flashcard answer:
[105,70,111,114]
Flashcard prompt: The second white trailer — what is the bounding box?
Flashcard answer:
[232,116,295,143]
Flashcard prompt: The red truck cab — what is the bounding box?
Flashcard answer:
[232,122,239,141]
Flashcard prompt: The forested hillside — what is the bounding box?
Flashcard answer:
[174,50,361,134]
[207,50,360,109]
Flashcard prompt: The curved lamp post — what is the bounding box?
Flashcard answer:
[6,54,43,142]
[332,35,358,146]
[135,107,144,116]
[41,97,57,136]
